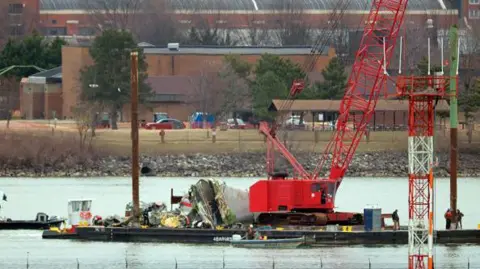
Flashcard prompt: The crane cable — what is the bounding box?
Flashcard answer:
[309,0,371,156]
[276,0,353,118]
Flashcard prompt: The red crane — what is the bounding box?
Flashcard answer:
[250,0,409,226]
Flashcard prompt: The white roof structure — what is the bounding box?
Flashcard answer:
[40,0,453,11]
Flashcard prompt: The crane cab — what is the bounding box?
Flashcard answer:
[249,179,335,213]
[67,199,93,227]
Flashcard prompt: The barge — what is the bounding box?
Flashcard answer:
[42,226,480,246]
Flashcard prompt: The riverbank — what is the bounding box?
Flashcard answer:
[1,151,479,178]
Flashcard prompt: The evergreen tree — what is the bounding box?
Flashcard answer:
[0,33,66,79]
[80,29,152,129]
[459,79,480,120]
[251,54,305,118]
[254,53,305,92]
[305,57,346,100]
[252,71,288,120]
[416,56,442,76]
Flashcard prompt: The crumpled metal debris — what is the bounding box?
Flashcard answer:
[100,179,251,229]
[188,178,252,228]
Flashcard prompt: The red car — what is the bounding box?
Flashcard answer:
[144,119,186,130]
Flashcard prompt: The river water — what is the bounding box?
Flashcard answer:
[0,177,479,269]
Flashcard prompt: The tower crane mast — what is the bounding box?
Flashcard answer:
[250,0,410,226]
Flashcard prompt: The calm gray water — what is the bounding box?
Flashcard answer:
[0,177,479,269]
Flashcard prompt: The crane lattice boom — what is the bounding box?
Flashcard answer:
[313,0,409,184]
[249,0,410,227]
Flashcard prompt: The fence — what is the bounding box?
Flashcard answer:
[4,256,480,269]
[130,125,480,153]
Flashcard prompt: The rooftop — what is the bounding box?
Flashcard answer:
[143,45,329,55]
[26,66,62,84]
[40,0,453,11]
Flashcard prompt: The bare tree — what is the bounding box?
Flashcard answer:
[236,11,272,46]
[0,77,19,124]
[133,1,186,45]
[187,60,250,132]
[82,0,145,31]
[186,11,240,46]
[270,0,312,46]
[458,23,480,143]
[72,102,101,150]
[460,23,480,89]
[216,62,251,122]
[82,0,188,45]
[187,62,225,130]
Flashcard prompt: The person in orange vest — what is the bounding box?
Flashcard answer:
[444,209,452,230]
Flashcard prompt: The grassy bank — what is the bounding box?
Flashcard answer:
[2,123,479,156]
[0,123,479,177]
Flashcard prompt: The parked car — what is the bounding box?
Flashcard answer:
[226,118,247,129]
[285,115,301,126]
[144,118,186,130]
[284,115,306,130]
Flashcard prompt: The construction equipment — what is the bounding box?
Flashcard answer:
[393,25,459,269]
[250,0,410,226]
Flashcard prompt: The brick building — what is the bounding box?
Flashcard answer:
[463,0,480,20]
[3,0,478,45]
[34,45,336,121]
[20,66,62,119]
[1,0,40,44]
[35,0,461,43]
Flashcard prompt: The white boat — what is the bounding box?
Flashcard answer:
[230,234,305,249]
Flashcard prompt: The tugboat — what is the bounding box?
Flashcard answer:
[0,191,65,230]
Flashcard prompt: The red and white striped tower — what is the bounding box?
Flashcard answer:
[396,74,448,269]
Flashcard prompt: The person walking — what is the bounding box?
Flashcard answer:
[392,209,400,230]
[444,209,452,230]
[456,209,464,229]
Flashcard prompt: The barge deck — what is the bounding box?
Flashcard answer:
[42,227,480,245]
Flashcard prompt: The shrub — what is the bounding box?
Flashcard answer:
[0,130,102,172]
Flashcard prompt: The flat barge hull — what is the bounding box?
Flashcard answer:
[42,227,480,245]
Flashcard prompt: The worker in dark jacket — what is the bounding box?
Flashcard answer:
[245,224,255,240]
[392,210,400,230]
[456,209,464,229]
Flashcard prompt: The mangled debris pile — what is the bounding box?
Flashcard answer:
[99,178,252,229]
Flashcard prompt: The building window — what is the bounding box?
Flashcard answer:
[149,94,183,102]
[9,25,24,35]
[52,19,57,24]
[8,4,23,14]
[252,20,265,24]
[470,0,480,4]
[45,27,67,36]
[79,27,95,36]
[469,8,480,18]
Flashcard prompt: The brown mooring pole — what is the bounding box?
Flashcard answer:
[131,50,140,225]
